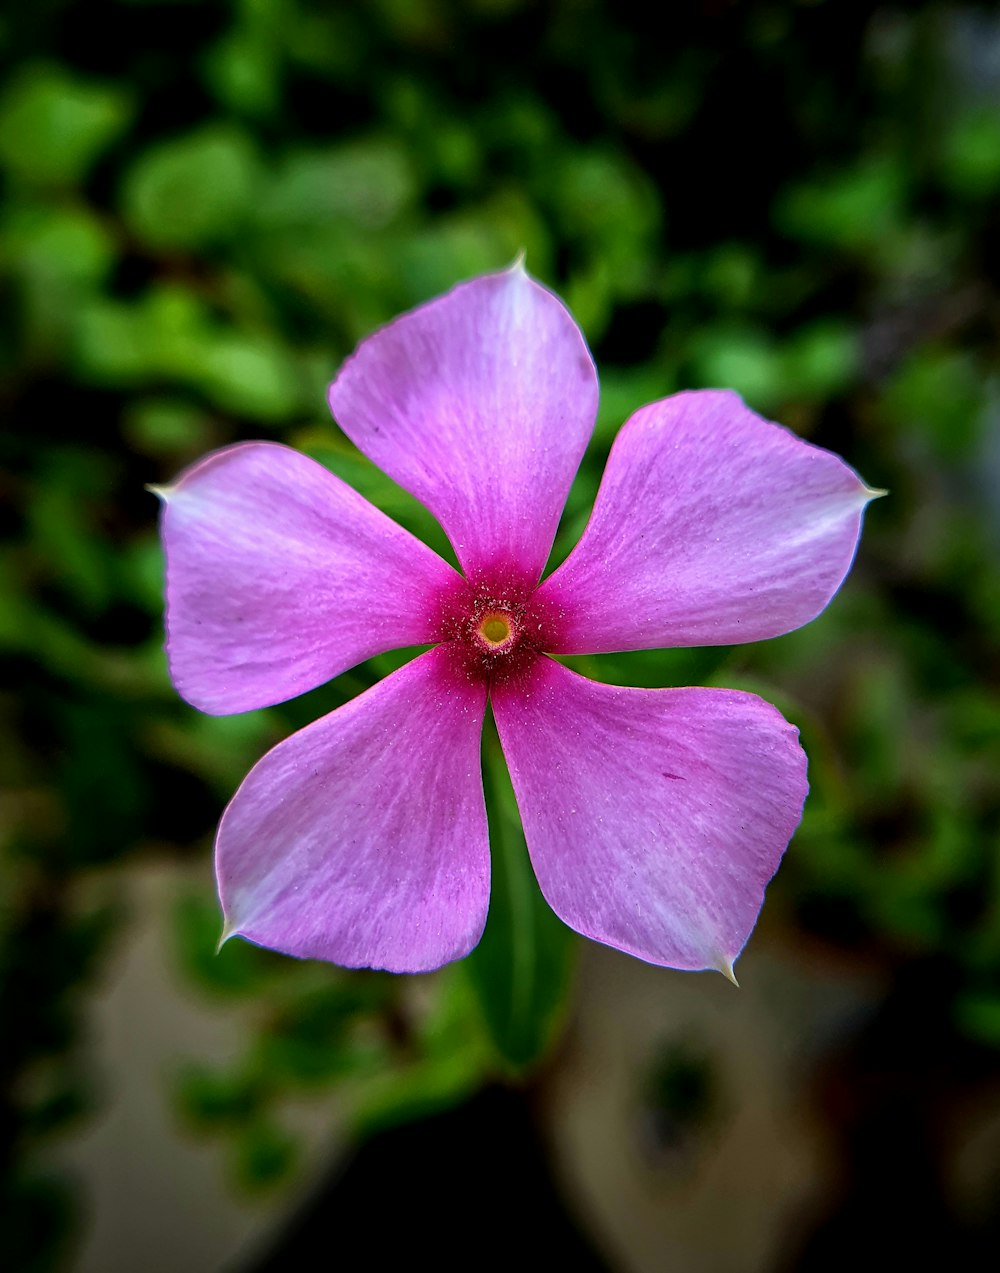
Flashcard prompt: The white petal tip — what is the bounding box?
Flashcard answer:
[864,485,889,502]
[216,919,239,954]
[716,957,740,987]
[145,482,173,501]
[507,249,528,274]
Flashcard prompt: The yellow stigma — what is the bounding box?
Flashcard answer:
[479,614,511,646]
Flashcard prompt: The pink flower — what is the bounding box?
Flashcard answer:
[154,265,876,978]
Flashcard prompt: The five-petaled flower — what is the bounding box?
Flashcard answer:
[153,264,877,978]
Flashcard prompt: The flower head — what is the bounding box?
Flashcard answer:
[154,264,877,977]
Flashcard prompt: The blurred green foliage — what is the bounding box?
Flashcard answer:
[463,722,576,1070]
[3,0,1000,1267]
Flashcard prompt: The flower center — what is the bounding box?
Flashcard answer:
[470,603,521,658]
[478,612,512,647]
[434,569,561,686]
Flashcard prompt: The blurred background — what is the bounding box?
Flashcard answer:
[3,0,1000,1269]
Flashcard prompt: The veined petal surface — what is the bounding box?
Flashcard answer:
[492,658,808,973]
[216,647,489,973]
[540,390,876,652]
[157,442,459,714]
[328,265,598,583]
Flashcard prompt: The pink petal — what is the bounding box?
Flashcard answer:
[327,264,598,584]
[155,442,460,714]
[492,657,808,973]
[216,647,489,973]
[539,390,878,653]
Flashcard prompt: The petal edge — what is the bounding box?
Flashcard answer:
[493,657,807,972]
[216,647,490,973]
[328,265,599,583]
[158,442,459,714]
[540,390,876,653]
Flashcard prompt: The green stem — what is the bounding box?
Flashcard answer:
[482,709,536,1042]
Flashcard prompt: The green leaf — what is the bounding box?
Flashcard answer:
[120,124,261,251]
[783,319,858,399]
[3,203,116,287]
[122,398,212,458]
[553,148,660,268]
[172,892,286,998]
[774,156,906,255]
[939,109,1000,199]
[701,242,760,310]
[174,1062,266,1130]
[257,139,418,230]
[463,719,576,1072]
[255,978,392,1088]
[351,967,491,1137]
[881,346,984,460]
[73,298,153,383]
[689,323,786,412]
[193,330,300,421]
[27,451,117,613]
[229,1117,299,1194]
[593,365,676,446]
[0,65,132,187]
[202,27,281,119]
[956,991,1000,1048]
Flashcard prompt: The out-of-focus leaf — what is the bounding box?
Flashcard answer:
[783,319,858,400]
[881,346,985,460]
[74,283,212,385]
[254,978,390,1088]
[955,991,1000,1048]
[865,878,945,951]
[202,26,282,118]
[122,398,213,459]
[0,1172,76,1273]
[257,139,418,230]
[701,242,760,310]
[774,156,907,254]
[74,298,156,383]
[3,203,116,287]
[592,364,677,445]
[174,1063,267,1130]
[552,148,660,274]
[352,967,491,1136]
[145,708,275,799]
[27,450,117,612]
[172,892,286,999]
[395,196,547,304]
[0,65,132,186]
[192,331,301,421]
[228,1116,299,1194]
[568,643,729,691]
[74,282,302,420]
[74,284,208,384]
[120,124,261,251]
[690,324,786,411]
[939,109,1000,198]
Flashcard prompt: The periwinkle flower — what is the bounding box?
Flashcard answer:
[154,265,876,978]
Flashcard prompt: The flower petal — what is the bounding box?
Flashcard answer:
[327,264,598,583]
[539,390,878,652]
[155,442,460,714]
[216,647,489,973]
[492,657,807,973]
